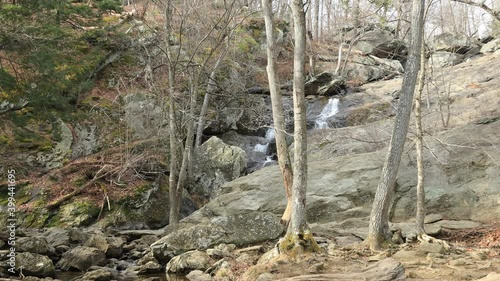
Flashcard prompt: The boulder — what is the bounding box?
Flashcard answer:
[26,119,73,169]
[434,32,477,54]
[429,51,464,68]
[304,72,346,96]
[123,93,167,140]
[151,212,283,264]
[346,56,403,84]
[56,246,107,271]
[234,95,294,135]
[192,137,247,198]
[71,123,99,158]
[186,270,213,281]
[166,250,211,273]
[55,201,100,227]
[17,236,54,256]
[77,269,113,281]
[16,252,55,278]
[98,181,196,229]
[354,29,407,60]
[480,38,500,54]
[219,130,279,173]
[43,228,70,248]
[135,261,162,274]
[84,234,125,258]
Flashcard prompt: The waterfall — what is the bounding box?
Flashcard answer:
[315,98,339,129]
[262,155,276,168]
[265,127,275,141]
[254,143,269,154]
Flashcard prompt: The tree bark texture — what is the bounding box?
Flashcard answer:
[261,0,295,225]
[290,0,308,235]
[366,0,426,250]
[415,38,426,236]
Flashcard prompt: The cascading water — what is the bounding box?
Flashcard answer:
[261,155,276,168]
[315,98,339,129]
[265,127,275,141]
[254,143,269,154]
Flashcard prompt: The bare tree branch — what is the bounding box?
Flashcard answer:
[450,0,500,21]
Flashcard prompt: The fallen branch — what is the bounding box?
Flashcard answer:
[46,165,116,210]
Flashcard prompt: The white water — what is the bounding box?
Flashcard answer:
[261,155,276,168]
[315,98,339,129]
[265,127,275,141]
[254,143,269,154]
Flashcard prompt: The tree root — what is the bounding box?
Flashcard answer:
[417,233,451,250]
[278,230,322,258]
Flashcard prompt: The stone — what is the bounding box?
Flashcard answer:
[206,249,225,259]
[77,268,113,281]
[136,261,162,274]
[475,272,500,281]
[71,123,99,158]
[186,270,212,281]
[28,119,73,169]
[280,258,405,280]
[17,236,55,256]
[56,246,107,271]
[392,250,424,261]
[151,212,282,264]
[257,248,279,265]
[166,250,211,273]
[99,181,196,229]
[43,228,70,248]
[123,93,167,140]
[346,56,404,84]
[192,136,247,199]
[430,51,464,68]
[424,214,443,224]
[16,252,55,278]
[353,29,407,59]
[438,220,482,229]
[57,201,100,227]
[105,236,125,258]
[480,38,500,53]
[304,72,346,96]
[84,234,109,253]
[236,253,257,264]
[468,251,487,261]
[434,32,477,54]
[256,273,275,281]
[449,257,470,266]
[417,241,445,254]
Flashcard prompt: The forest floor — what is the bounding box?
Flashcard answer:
[223,223,500,281]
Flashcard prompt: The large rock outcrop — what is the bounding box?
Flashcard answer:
[304,72,346,96]
[150,211,283,264]
[192,136,247,199]
[154,117,500,251]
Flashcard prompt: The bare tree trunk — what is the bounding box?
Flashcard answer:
[173,73,199,225]
[365,0,425,251]
[290,0,308,236]
[195,54,225,148]
[262,0,295,225]
[163,0,180,226]
[278,0,320,255]
[415,37,426,236]
[314,0,320,41]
